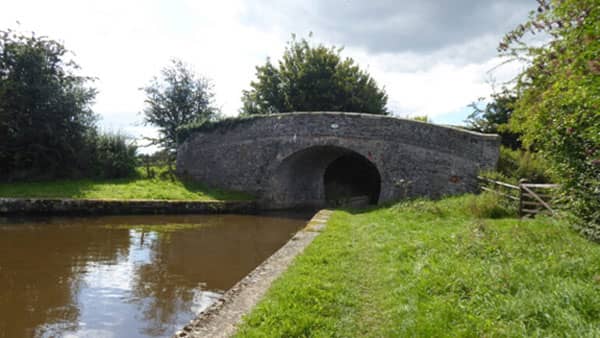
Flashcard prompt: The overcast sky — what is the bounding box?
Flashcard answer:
[2,0,536,151]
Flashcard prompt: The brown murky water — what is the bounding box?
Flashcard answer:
[0,212,310,338]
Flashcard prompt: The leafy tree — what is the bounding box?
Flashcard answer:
[0,29,98,179]
[241,36,388,115]
[466,89,521,149]
[500,0,600,239]
[142,59,219,160]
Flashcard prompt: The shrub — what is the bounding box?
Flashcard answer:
[496,147,554,183]
[411,115,431,123]
[464,192,517,219]
[479,170,519,186]
[89,132,138,179]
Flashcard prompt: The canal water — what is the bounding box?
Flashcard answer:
[0,213,310,338]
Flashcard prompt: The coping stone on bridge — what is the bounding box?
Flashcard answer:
[176,112,501,209]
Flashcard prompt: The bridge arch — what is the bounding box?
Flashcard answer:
[176,112,501,209]
[324,152,381,206]
[264,145,382,208]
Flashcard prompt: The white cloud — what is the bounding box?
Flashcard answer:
[341,41,524,118]
[1,0,527,151]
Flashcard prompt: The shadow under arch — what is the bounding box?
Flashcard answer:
[264,145,382,209]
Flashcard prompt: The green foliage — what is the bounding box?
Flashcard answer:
[241,35,388,115]
[138,149,171,179]
[177,114,256,144]
[410,115,431,123]
[500,0,600,239]
[0,29,136,181]
[464,192,518,219]
[0,29,97,179]
[142,59,219,158]
[479,146,553,187]
[392,193,517,219]
[466,89,521,148]
[89,132,138,179]
[497,146,554,183]
[236,195,600,337]
[479,169,519,185]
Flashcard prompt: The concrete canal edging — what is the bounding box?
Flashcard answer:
[0,197,257,215]
[173,209,333,338]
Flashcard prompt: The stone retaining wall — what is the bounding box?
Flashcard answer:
[0,198,257,216]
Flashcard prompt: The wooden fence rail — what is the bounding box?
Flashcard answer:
[477,176,561,217]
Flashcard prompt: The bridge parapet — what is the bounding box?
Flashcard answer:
[177,112,500,209]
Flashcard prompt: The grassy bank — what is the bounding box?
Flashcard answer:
[236,195,600,337]
[0,169,251,201]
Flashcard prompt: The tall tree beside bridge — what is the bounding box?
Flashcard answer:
[142,59,219,161]
[241,35,389,115]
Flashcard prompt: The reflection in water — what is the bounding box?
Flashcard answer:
[0,213,309,338]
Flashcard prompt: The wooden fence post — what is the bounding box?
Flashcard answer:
[518,179,527,218]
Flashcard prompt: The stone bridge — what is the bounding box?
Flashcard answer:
[176,112,500,209]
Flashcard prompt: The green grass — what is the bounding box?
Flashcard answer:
[236,194,600,337]
[0,169,252,201]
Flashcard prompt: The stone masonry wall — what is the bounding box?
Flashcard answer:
[177,112,500,209]
[0,198,257,216]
